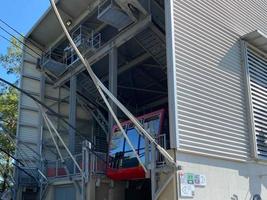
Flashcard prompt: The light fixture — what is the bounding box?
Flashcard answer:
[66,19,72,27]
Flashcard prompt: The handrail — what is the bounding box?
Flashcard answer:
[46,152,107,178]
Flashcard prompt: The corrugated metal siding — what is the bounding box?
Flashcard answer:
[16,43,41,165]
[247,48,267,159]
[173,1,267,160]
[19,126,39,143]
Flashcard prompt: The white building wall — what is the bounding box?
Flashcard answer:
[17,44,92,163]
[16,42,42,164]
[173,0,267,159]
[170,1,267,199]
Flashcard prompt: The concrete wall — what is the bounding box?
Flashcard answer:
[177,152,267,200]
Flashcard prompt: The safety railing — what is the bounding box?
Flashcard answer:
[63,25,101,66]
[18,167,39,186]
[155,134,167,166]
[40,48,65,66]
[45,152,107,178]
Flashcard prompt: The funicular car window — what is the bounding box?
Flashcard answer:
[110,129,124,155]
[109,112,162,169]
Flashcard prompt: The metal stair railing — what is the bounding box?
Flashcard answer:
[45,151,107,179]
[134,27,166,71]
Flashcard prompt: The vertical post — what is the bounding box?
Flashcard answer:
[150,130,156,200]
[165,0,179,148]
[82,140,91,200]
[69,75,77,154]
[38,73,45,200]
[108,47,118,137]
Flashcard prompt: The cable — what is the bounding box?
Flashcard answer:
[0,78,107,163]
[0,25,42,57]
[0,20,65,63]
[0,34,38,60]
[0,124,40,159]
[12,163,38,183]
[0,147,24,167]
[0,18,43,52]
[50,0,177,168]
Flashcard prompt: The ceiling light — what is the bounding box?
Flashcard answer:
[66,20,72,27]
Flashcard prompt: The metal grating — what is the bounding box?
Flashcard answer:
[247,48,267,159]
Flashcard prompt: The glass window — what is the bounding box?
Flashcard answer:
[124,128,139,152]
[110,130,124,156]
[144,117,160,135]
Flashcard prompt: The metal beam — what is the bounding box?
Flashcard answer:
[54,16,152,87]
[137,67,167,90]
[100,53,150,83]
[109,47,118,136]
[48,0,101,48]
[68,75,77,154]
[118,85,167,95]
[165,0,179,149]
[38,73,45,200]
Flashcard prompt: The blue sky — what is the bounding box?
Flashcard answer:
[0,1,50,83]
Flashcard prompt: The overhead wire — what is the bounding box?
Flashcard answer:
[0,125,41,179]
[49,0,177,168]
[0,18,43,52]
[0,78,107,163]
[0,124,41,158]
[0,25,42,57]
[0,34,95,147]
[0,20,65,64]
[0,34,39,60]
[0,18,108,163]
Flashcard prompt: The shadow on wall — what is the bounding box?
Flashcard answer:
[177,152,267,200]
[215,39,267,199]
[217,39,267,200]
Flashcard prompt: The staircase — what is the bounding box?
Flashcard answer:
[135,26,166,71]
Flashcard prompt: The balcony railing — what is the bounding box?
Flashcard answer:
[40,26,101,75]
[45,152,107,179]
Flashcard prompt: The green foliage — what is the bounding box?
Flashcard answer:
[0,37,21,192]
[0,37,23,79]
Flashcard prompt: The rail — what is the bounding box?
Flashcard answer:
[18,167,39,186]
[155,134,167,166]
[45,152,107,178]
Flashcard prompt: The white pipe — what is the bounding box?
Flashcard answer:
[49,0,146,173]
[49,0,176,168]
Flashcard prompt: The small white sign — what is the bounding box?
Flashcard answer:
[194,174,207,187]
[179,172,207,198]
[179,173,195,198]
[180,183,195,197]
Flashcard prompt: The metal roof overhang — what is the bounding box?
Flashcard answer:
[26,0,96,48]
[242,30,267,54]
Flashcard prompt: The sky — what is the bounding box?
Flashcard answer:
[0,1,50,83]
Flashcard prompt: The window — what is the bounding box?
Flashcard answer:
[243,40,267,159]
[108,111,163,168]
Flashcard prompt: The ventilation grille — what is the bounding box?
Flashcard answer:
[247,48,267,159]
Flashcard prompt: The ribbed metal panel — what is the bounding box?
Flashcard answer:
[19,126,39,143]
[23,62,40,79]
[247,48,267,159]
[172,1,267,160]
[21,77,40,93]
[20,109,39,126]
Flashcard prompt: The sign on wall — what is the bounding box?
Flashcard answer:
[179,172,207,198]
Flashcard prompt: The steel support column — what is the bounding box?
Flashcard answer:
[68,75,77,154]
[38,73,45,200]
[108,47,118,136]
